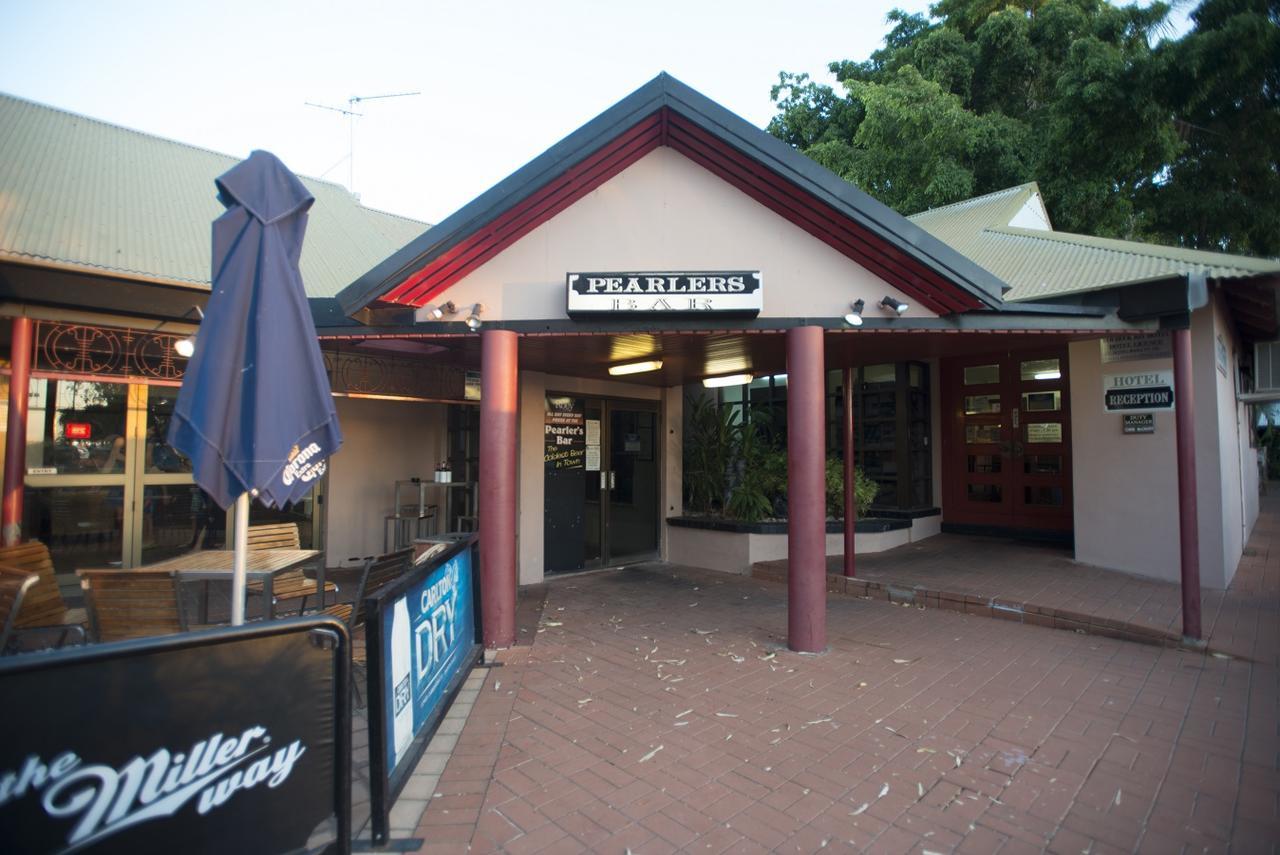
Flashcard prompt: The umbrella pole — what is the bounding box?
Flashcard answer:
[231,492,249,626]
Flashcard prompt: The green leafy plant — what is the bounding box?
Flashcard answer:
[825,458,879,519]
[725,411,787,523]
[683,394,739,514]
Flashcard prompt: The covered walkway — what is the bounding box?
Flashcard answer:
[755,493,1280,665]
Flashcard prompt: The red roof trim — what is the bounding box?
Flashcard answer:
[381,107,984,313]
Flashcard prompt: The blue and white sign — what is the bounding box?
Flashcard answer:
[381,549,475,772]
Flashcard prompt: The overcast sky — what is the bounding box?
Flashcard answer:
[2,1,1190,224]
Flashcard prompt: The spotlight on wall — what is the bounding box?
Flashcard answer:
[465,303,485,331]
[172,306,204,358]
[879,295,909,316]
[609,360,664,376]
[844,299,865,327]
[703,373,753,388]
[424,300,457,320]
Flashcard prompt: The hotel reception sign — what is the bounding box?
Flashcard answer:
[1103,370,1175,413]
[567,271,762,317]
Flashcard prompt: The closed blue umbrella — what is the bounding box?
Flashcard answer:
[169,150,342,624]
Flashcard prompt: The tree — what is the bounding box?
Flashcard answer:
[768,0,1279,255]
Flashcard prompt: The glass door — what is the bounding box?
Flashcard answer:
[602,404,660,563]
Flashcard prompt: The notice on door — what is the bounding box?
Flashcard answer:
[584,419,601,471]
[545,396,586,470]
[1103,370,1175,413]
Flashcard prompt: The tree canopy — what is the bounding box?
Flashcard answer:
[768,0,1280,256]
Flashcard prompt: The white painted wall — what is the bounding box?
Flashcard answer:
[429,147,933,324]
[324,396,448,563]
[1069,298,1256,589]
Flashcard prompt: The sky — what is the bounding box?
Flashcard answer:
[1,0,1192,225]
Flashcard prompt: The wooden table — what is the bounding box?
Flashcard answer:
[141,549,324,621]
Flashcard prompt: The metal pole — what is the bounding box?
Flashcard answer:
[480,329,518,648]
[1172,327,1201,641]
[787,326,826,652]
[843,366,856,578]
[2,317,34,546]
[231,492,249,626]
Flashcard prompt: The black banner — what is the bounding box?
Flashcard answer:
[0,618,351,854]
[1104,386,1173,411]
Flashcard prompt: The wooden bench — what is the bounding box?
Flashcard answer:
[0,541,86,646]
[0,566,38,652]
[77,569,188,643]
[244,523,336,612]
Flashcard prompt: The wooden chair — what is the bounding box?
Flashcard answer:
[244,523,336,613]
[0,566,38,653]
[78,569,188,643]
[0,541,86,646]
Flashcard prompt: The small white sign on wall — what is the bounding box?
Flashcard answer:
[1100,333,1172,364]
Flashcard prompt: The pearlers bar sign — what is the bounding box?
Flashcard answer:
[1103,370,1175,413]
[567,271,762,317]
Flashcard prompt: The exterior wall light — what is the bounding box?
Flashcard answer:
[844,299,865,327]
[608,360,664,376]
[465,303,484,331]
[879,295,909,315]
[703,373,753,388]
[424,300,457,320]
[172,306,204,357]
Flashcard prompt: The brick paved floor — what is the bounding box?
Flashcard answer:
[411,562,1279,853]
[756,493,1280,665]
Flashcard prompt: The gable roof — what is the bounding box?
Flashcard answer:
[910,183,1280,302]
[337,73,1010,317]
[0,92,428,298]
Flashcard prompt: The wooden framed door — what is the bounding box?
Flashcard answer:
[941,350,1073,534]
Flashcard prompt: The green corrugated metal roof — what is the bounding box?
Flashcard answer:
[0,92,428,298]
[909,183,1280,302]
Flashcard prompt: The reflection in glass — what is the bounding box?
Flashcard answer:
[967,484,1003,503]
[968,454,1001,474]
[863,364,895,384]
[965,423,1003,444]
[1025,423,1063,443]
[145,386,192,473]
[964,395,1001,415]
[1024,486,1064,506]
[1024,455,1062,475]
[963,365,999,385]
[1022,391,1061,413]
[1021,358,1061,381]
[24,486,125,575]
[142,485,226,563]
[26,379,129,475]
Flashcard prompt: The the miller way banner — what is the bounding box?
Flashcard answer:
[383,549,476,772]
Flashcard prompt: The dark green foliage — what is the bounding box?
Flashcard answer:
[825,458,880,519]
[768,0,1279,254]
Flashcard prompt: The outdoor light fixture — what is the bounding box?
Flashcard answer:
[424,300,457,320]
[844,299,865,327]
[879,295,909,316]
[609,360,664,376]
[173,306,204,357]
[703,373,753,388]
[465,303,484,331]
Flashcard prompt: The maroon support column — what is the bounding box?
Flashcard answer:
[787,326,826,652]
[2,317,33,546]
[479,328,518,648]
[1172,327,1202,641]
[843,366,856,577]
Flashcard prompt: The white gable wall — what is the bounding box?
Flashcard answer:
[428,147,935,322]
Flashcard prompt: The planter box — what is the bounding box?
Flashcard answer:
[666,511,939,575]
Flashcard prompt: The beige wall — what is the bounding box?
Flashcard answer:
[516,371,664,585]
[428,147,932,325]
[1069,299,1256,589]
[325,396,448,563]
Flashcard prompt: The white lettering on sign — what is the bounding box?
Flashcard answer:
[415,561,460,678]
[0,727,306,850]
[281,442,326,486]
[1103,370,1176,413]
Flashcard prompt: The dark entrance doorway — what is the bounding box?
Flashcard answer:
[941,349,1073,538]
[544,395,660,573]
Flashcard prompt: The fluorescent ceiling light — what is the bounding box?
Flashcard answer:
[609,360,663,376]
[1033,371,1061,380]
[703,373,753,388]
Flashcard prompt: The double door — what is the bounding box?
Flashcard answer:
[544,395,660,573]
[941,350,1073,533]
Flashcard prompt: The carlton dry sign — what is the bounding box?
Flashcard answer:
[1103,370,1176,413]
[0,619,352,855]
[566,271,762,317]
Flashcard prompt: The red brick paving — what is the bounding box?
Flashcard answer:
[412,501,1280,853]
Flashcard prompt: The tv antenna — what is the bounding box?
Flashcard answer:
[305,90,420,194]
